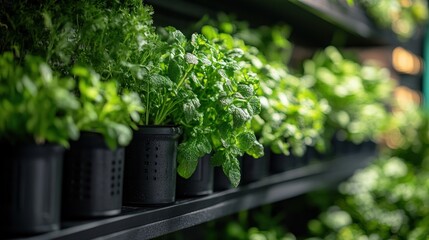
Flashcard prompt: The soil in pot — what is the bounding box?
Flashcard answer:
[177,154,214,197]
[62,132,124,218]
[0,143,63,236]
[123,126,181,205]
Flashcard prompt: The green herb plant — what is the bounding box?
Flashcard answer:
[307,101,429,239]
[201,22,328,156]
[302,46,394,147]
[0,52,79,147]
[72,66,143,149]
[175,32,264,187]
[360,0,428,41]
[1,0,263,186]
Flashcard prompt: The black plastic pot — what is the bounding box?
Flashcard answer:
[241,147,270,184]
[0,143,63,236]
[213,167,232,191]
[269,152,302,173]
[124,126,181,205]
[177,154,214,197]
[62,132,124,218]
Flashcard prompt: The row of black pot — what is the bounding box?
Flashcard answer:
[0,127,183,237]
[0,127,375,237]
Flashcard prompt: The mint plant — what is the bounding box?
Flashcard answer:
[175,33,264,187]
[201,23,328,156]
[0,52,79,147]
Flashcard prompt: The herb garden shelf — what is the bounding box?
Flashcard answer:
[12,151,375,240]
[147,0,394,47]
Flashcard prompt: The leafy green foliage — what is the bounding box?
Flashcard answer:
[256,64,329,156]
[360,0,428,40]
[200,20,328,156]
[176,32,264,187]
[310,154,429,239]
[1,1,262,185]
[308,104,429,239]
[72,66,143,149]
[0,52,79,147]
[1,1,146,148]
[302,46,394,146]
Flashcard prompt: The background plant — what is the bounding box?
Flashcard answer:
[302,46,394,147]
[72,66,143,149]
[200,19,328,156]
[0,52,79,147]
[304,101,429,239]
[359,0,428,40]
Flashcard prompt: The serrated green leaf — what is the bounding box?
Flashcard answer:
[195,134,212,154]
[149,74,173,89]
[237,132,264,158]
[177,141,200,178]
[246,139,264,158]
[247,96,261,116]
[168,59,182,83]
[183,98,201,123]
[237,84,254,98]
[222,155,241,187]
[177,157,199,179]
[230,106,251,128]
[236,131,256,152]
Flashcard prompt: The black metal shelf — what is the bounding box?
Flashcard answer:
[145,0,401,47]
[15,151,374,240]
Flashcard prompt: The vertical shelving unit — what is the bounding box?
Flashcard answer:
[5,1,425,239]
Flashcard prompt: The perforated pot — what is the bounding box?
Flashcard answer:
[177,154,213,197]
[124,126,181,205]
[62,132,124,218]
[0,143,63,236]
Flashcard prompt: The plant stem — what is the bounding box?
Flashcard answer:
[145,77,150,125]
[176,64,194,90]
